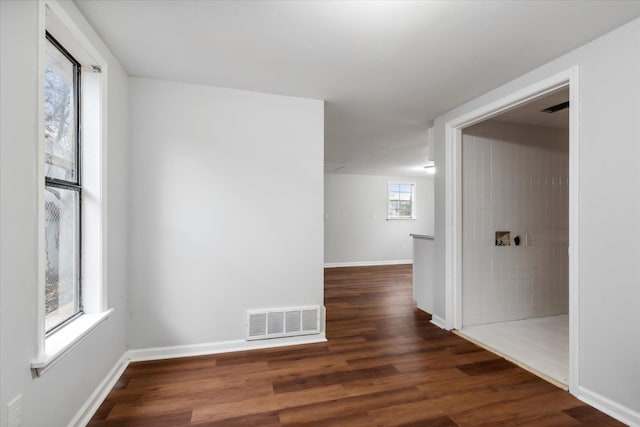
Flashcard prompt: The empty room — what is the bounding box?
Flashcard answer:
[2,1,640,426]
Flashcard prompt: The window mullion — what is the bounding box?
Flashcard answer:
[45,178,81,191]
[388,182,416,219]
[43,32,83,335]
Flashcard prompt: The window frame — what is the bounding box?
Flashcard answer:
[387,181,417,220]
[32,0,114,377]
[44,31,84,335]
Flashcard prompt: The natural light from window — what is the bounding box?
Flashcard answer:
[44,34,82,333]
[388,182,415,220]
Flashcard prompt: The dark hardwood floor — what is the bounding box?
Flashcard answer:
[88,264,622,426]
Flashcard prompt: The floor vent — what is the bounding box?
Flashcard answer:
[246,306,321,340]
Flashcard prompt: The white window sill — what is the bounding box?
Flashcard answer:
[386,217,418,221]
[31,309,113,376]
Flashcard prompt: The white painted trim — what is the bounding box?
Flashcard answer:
[387,180,417,220]
[68,351,128,427]
[443,67,580,392]
[44,0,107,64]
[67,333,327,425]
[324,260,412,268]
[430,315,446,329]
[576,386,640,427]
[36,0,48,366]
[127,334,327,363]
[567,70,580,395]
[36,0,112,366]
[32,309,114,376]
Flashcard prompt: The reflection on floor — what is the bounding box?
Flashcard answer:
[458,314,569,387]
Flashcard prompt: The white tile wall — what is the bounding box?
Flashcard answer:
[462,120,569,326]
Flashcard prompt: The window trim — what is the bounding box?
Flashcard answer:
[387,180,417,220]
[45,31,82,187]
[44,31,84,336]
[33,0,112,376]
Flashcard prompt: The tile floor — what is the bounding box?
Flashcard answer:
[459,314,569,386]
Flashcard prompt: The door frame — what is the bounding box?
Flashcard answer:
[443,67,579,392]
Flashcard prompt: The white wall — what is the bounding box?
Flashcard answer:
[413,237,436,316]
[324,173,434,265]
[433,17,640,421]
[128,78,324,349]
[462,120,568,326]
[0,1,129,426]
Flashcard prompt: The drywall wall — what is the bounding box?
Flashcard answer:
[413,236,436,316]
[462,120,568,326]
[128,78,324,349]
[432,17,640,421]
[324,173,434,265]
[0,1,129,426]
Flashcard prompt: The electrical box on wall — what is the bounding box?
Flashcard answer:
[495,231,510,246]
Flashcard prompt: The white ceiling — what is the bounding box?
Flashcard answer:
[493,87,570,130]
[74,0,640,176]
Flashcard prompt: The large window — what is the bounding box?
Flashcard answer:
[388,182,416,220]
[44,32,82,333]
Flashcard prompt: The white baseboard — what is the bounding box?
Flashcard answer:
[68,334,327,425]
[324,259,412,268]
[68,351,129,427]
[65,334,639,427]
[575,385,640,426]
[430,315,446,329]
[127,333,327,363]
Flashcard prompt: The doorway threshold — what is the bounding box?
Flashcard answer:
[453,314,569,390]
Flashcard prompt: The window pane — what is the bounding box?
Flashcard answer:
[45,39,77,182]
[399,191,412,201]
[388,183,414,218]
[45,186,80,331]
[400,201,412,217]
[388,200,398,217]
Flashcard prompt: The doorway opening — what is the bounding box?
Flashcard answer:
[458,87,570,387]
[444,69,579,392]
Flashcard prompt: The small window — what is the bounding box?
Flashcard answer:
[44,32,83,334]
[388,182,415,219]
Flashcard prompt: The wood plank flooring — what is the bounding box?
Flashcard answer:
[88,265,622,426]
[459,314,569,386]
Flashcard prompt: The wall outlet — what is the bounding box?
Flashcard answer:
[7,394,21,427]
